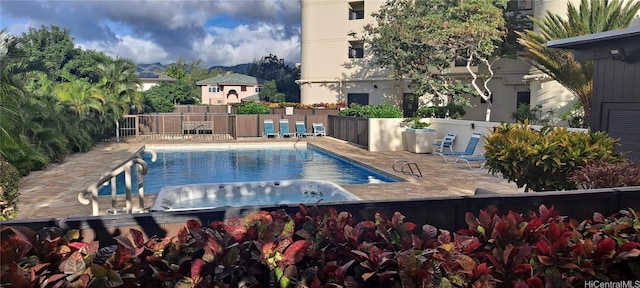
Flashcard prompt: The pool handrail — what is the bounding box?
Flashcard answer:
[78,146,157,216]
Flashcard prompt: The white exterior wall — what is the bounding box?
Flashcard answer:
[367,118,406,152]
[139,82,158,92]
[300,0,640,123]
[300,0,394,104]
[200,84,259,105]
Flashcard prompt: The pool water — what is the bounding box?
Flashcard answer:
[99,146,397,195]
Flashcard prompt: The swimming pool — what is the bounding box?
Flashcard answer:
[99,144,398,195]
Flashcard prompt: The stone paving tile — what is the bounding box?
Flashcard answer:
[16,137,522,220]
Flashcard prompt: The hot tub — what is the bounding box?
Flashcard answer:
[150,180,361,211]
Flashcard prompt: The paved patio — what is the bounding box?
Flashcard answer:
[16,137,522,220]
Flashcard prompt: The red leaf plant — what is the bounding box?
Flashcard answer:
[1,204,638,287]
[459,205,640,287]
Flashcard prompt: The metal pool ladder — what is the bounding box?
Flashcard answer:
[78,146,157,216]
[392,160,423,178]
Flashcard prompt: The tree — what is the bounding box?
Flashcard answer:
[143,88,175,112]
[143,81,199,112]
[19,25,76,81]
[0,29,69,172]
[2,27,138,175]
[97,57,142,118]
[362,0,507,121]
[164,58,190,81]
[516,0,640,126]
[246,54,300,102]
[0,30,26,152]
[164,58,222,104]
[63,49,111,84]
[260,80,278,102]
[53,71,105,117]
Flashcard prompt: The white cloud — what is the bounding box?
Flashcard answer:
[79,35,170,64]
[192,23,300,66]
[1,0,302,66]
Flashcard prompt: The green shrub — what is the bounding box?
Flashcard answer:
[569,161,640,189]
[561,101,587,128]
[339,103,365,117]
[511,103,542,124]
[402,117,431,129]
[416,103,466,119]
[0,160,20,220]
[235,101,272,114]
[338,103,402,118]
[484,122,624,192]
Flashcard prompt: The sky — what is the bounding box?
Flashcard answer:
[0,0,302,67]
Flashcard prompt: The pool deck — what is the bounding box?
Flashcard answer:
[16,137,522,220]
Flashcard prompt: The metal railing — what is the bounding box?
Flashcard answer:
[79,146,157,216]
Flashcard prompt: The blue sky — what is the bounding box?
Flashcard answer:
[0,0,302,66]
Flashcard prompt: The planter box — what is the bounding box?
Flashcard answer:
[405,128,436,153]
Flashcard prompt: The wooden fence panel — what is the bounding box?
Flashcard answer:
[175,105,228,113]
[234,115,260,137]
[327,115,368,147]
[120,113,335,140]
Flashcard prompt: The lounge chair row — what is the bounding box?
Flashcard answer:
[433,132,486,170]
[263,119,326,138]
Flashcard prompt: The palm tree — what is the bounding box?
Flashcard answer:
[53,71,105,117]
[0,30,27,153]
[516,0,640,125]
[96,58,142,140]
[97,58,142,116]
[0,30,50,171]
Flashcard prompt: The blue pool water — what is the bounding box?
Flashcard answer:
[99,146,397,195]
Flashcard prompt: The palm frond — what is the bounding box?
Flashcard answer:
[517,0,640,121]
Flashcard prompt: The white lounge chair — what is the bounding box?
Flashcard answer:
[433,133,456,153]
[435,132,483,163]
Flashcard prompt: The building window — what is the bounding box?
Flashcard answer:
[241,85,247,92]
[208,86,220,93]
[348,41,364,59]
[507,0,532,11]
[347,93,369,106]
[255,86,262,93]
[516,91,531,108]
[349,1,365,20]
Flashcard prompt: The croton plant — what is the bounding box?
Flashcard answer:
[1,204,639,287]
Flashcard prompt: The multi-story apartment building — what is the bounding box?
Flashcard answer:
[298,0,637,122]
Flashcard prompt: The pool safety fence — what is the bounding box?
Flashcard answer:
[117,113,335,142]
